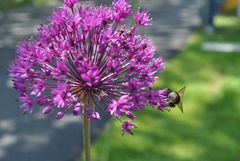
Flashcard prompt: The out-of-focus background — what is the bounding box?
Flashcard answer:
[0,0,240,161]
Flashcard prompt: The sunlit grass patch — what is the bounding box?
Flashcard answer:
[207,15,240,42]
[215,15,240,27]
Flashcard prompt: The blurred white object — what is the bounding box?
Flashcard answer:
[202,41,240,52]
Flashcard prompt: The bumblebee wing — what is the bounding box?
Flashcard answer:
[177,100,184,113]
[178,86,186,96]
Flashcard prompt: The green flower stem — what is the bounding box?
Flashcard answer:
[131,0,140,26]
[83,109,91,161]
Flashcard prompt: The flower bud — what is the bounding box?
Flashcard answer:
[91,112,101,120]
[56,112,64,119]
[42,107,52,114]
[72,104,81,116]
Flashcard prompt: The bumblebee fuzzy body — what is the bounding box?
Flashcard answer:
[165,86,186,113]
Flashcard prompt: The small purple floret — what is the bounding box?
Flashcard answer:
[56,112,64,119]
[64,0,77,8]
[113,0,131,22]
[72,103,81,116]
[134,10,152,26]
[42,107,52,114]
[122,121,137,135]
[90,112,101,120]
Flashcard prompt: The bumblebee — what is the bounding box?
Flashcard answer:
[165,86,186,113]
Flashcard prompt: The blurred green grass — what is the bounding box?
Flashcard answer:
[88,15,240,161]
[207,15,240,42]
[0,0,51,11]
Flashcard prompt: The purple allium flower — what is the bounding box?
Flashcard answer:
[9,0,170,135]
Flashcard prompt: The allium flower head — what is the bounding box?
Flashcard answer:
[9,0,169,135]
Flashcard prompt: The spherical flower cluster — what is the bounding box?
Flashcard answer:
[9,0,169,135]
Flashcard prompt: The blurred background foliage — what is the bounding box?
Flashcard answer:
[223,0,238,11]
[0,0,52,11]
[207,15,240,42]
